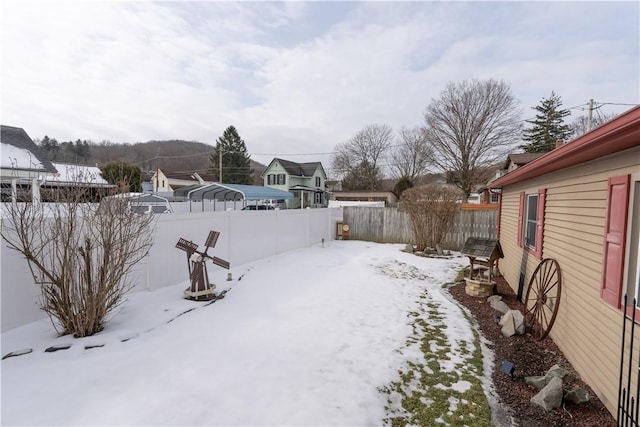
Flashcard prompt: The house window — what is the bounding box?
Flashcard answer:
[524,194,538,249]
[490,192,499,203]
[518,189,546,258]
[162,180,165,189]
[267,174,275,185]
[277,174,286,185]
[314,192,321,204]
[315,176,321,187]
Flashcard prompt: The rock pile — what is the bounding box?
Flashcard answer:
[486,294,591,412]
[526,364,590,411]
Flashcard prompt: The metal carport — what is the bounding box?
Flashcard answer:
[173,183,293,212]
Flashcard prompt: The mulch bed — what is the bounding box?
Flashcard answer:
[448,276,617,427]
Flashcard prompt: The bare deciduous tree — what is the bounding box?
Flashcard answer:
[423,79,522,198]
[1,185,155,337]
[401,185,461,251]
[332,124,393,190]
[389,126,433,182]
[570,111,616,137]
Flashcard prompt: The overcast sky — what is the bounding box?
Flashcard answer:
[2,1,638,170]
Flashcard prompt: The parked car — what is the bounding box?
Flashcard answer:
[242,204,275,211]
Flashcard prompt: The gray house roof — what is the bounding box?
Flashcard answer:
[1,125,57,173]
[502,153,545,170]
[263,158,325,178]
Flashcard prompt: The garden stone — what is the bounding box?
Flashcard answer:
[490,299,511,314]
[565,388,590,405]
[531,376,563,411]
[500,310,525,337]
[487,295,503,303]
[2,348,33,360]
[404,244,414,253]
[525,375,548,390]
[545,364,568,380]
[499,311,515,337]
[44,345,71,353]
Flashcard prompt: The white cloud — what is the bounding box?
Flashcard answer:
[1,1,637,174]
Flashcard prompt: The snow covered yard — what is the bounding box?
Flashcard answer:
[1,240,493,426]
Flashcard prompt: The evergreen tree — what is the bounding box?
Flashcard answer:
[209,126,252,184]
[521,92,573,153]
[100,161,142,192]
[39,135,60,161]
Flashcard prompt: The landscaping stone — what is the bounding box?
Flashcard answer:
[487,295,503,303]
[84,344,105,350]
[499,310,525,337]
[531,376,563,411]
[404,244,414,253]
[525,375,549,390]
[565,388,590,405]
[490,299,511,314]
[2,348,33,360]
[44,345,71,353]
[545,364,568,380]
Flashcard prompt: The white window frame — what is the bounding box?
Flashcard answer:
[623,174,640,308]
[315,176,321,187]
[314,192,321,204]
[277,174,286,185]
[524,193,538,250]
[490,192,499,203]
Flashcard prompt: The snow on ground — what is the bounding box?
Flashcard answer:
[1,240,472,426]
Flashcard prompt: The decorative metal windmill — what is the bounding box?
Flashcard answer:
[175,230,230,301]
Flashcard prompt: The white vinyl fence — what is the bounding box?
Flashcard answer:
[1,208,342,332]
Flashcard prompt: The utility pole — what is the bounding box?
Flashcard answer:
[218,145,223,183]
[587,99,594,132]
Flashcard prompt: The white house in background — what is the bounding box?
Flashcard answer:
[261,158,328,209]
[0,125,58,202]
[41,162,115,201]
[150,169,216,194]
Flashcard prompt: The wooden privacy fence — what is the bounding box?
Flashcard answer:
[342,206,497,250]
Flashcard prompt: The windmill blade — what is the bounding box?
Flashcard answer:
[176,238,198,255]
[211,256,230,270]
[205,231,220,249]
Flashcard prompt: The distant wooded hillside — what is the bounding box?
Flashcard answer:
[37,139,267,185]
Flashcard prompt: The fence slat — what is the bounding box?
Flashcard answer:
[342,206,497,250]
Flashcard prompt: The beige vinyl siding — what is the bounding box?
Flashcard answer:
[498,145,640,415]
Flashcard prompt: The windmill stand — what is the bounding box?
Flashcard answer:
[461,237,504,297]
[175,230,230,301]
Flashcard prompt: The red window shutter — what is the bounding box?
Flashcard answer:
[517,191,525,247]
[601,175,631,308]
[533,189,546,259]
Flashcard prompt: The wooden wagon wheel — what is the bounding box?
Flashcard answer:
[524,258,562,341]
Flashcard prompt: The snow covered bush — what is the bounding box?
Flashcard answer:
[1,186,155,337]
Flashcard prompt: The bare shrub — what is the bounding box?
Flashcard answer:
[401,185,461,251]
[1,186,155,337]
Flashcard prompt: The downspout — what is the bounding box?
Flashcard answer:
[490,187,503,272]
